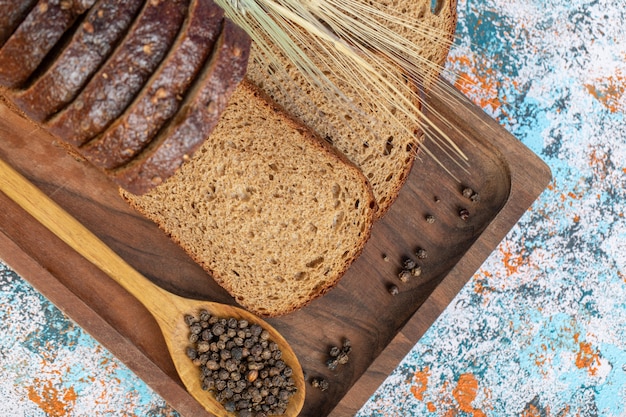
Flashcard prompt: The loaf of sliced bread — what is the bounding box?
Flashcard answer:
[243,0,458,217]
[0,0,455,318]
[122,81,376,317]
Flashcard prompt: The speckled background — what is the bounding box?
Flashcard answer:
[1,0,625,415]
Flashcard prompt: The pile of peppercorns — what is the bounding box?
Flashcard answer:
[325,338,352,371]
[185,310,297,416]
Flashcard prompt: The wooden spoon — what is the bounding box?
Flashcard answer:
[0,158,305,417]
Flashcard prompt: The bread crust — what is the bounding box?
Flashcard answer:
[45,0,190,146]
[0,0,38,47]
[0,0,97,88]
[10,0,145,121]
[79,0,225,169]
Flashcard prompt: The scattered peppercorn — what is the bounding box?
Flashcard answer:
[462,187,474,199]
[411,266,422,277]
[311,377,329,391]
[382,254,389,262]
[459,208,470,221]
[326,338,352,370]
[398,269,412,283]
[185,310,296,415]
[425,214,435,224]
[402,257,416,270]
[462,186,480,203]
[415,247,428,259]
[388,284,400,296]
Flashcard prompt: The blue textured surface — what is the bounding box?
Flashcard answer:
[1,0,625,415]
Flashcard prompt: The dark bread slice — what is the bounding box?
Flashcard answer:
[110,19,251,194]
[0,0,97,88]
[45,0,190,147]
[0,0,38,47]
[79,0,225,170]
[10,0,145,122]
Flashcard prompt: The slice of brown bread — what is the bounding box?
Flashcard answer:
[10,0,145,122]
[110,19,250,194]
[0,0,97,88]
[45,0,190,146]
[79,0,225,170]
[244,0,458,218]
[0,0,38,47]
[121,81,376,317]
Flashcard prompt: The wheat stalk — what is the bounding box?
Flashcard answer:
[216,0,471,176]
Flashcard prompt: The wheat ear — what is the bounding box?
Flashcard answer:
[216,0,471,176]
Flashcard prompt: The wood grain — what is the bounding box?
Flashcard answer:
[0,80,550,416]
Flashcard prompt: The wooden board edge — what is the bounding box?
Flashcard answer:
[0,225,214,417]
[329,82,552,416]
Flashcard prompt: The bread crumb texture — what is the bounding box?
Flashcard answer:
[123,83,376,317]
[246,0,457,217]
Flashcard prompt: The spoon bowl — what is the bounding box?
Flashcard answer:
[0,158,305,417]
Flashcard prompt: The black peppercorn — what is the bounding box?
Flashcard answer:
[186,347,198,360]
[398,269,411,283]
[388,284,399,296]
[459,208,470,221]
[311,377,329,391]
[402,257,416,270]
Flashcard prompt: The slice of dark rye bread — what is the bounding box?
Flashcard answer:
[122,81,377,317]
[79,0,225,170]
[10,0,145,122]
[45,0,190,147]
[109,19,250,194]
[0,0,97,88]
[0,0,38,47]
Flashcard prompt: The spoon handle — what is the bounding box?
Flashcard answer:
[0,158,167,309]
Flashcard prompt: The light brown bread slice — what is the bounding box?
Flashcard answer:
[121,81,377,317]
[245,0,458,218]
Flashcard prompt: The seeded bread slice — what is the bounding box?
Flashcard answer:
[45,0,190,146]
[122,81,376,317]
[79,0,225,170]
[110,19,250,194]
[0,0,97,88]
[0,0,38,48]
[10,0,145,122]
[245,0,458,218]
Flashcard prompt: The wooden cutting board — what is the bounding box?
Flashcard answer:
[0,81,550,416]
